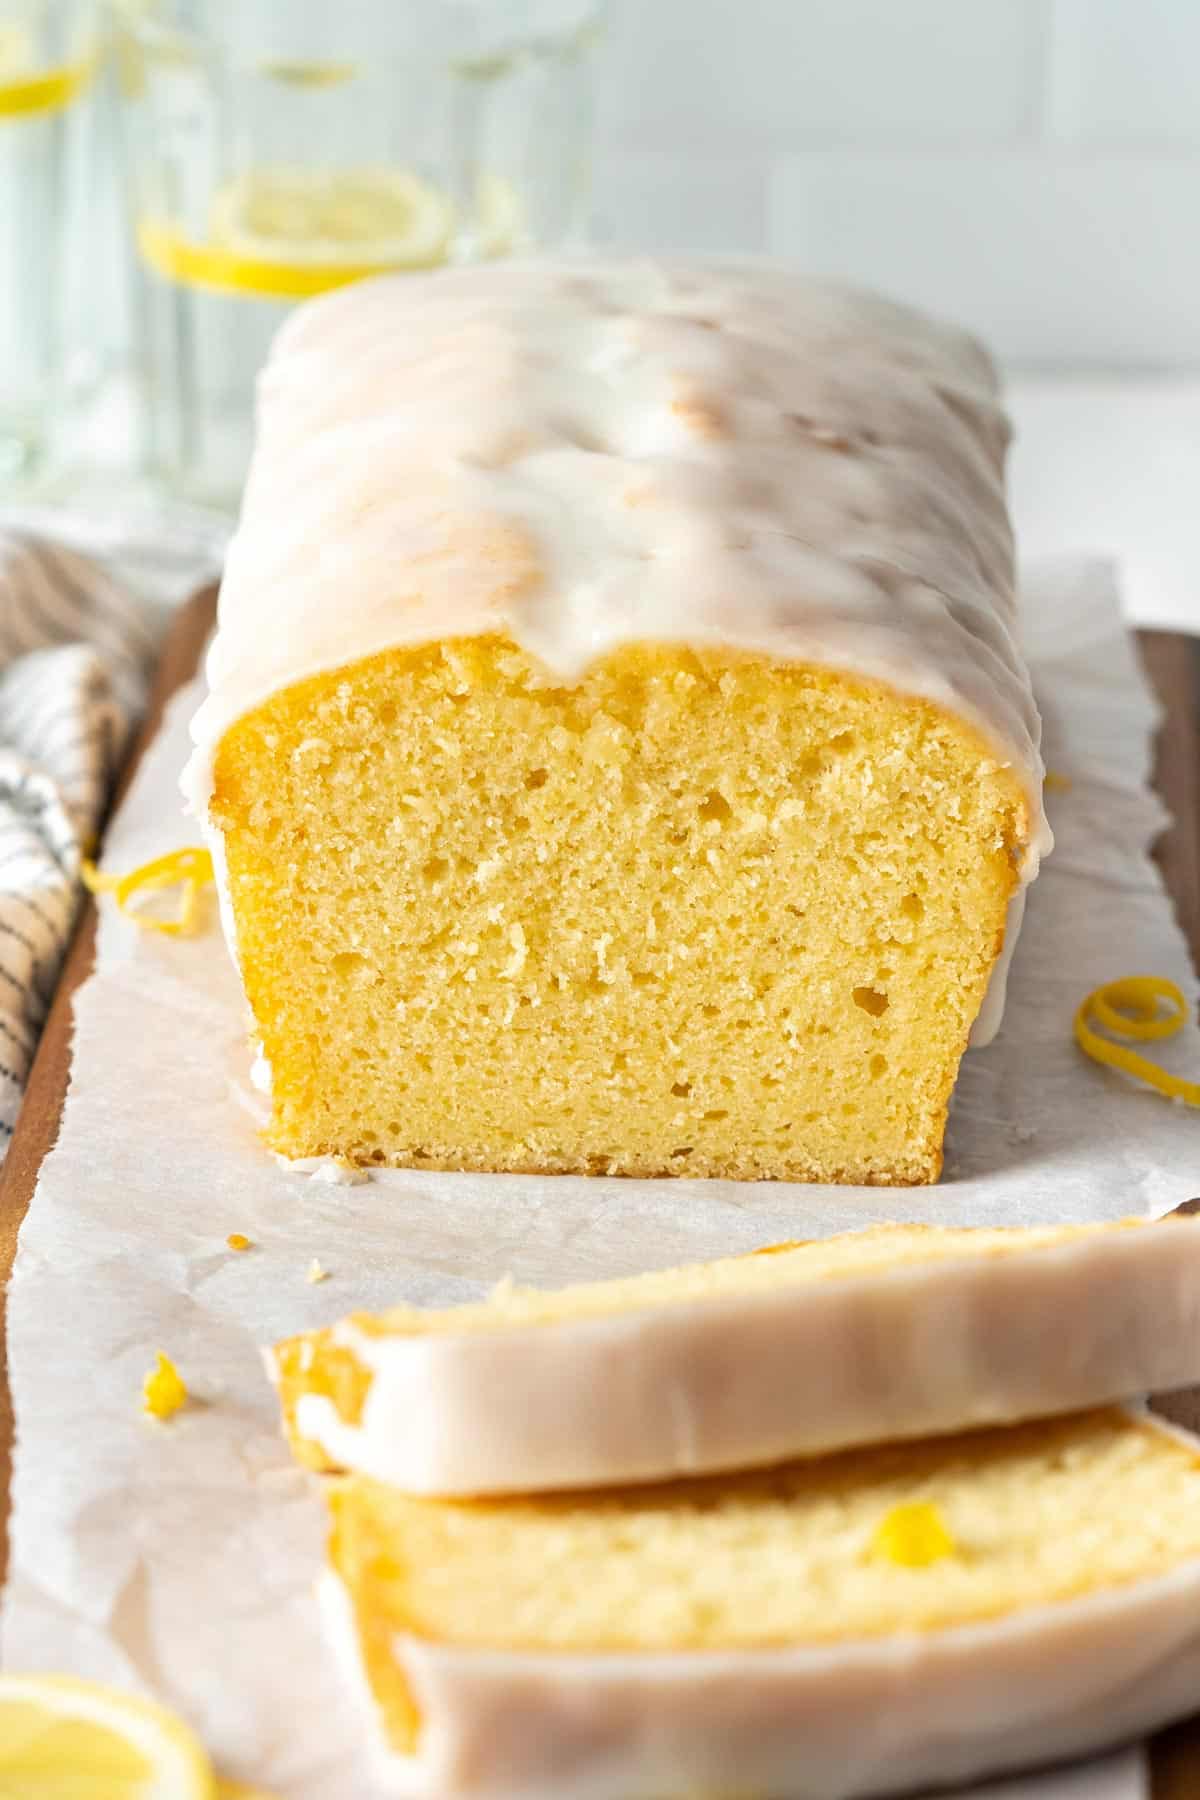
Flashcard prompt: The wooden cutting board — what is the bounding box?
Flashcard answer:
[0,585,1198,1795]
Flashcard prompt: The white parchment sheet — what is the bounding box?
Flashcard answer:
[2,557,1193,1800]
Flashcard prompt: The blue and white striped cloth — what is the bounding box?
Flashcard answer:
[0,530,160,1148]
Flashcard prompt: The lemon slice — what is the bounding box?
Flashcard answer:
[0,23,92,118]
[0,1674,214,1799]
[139,166,453,302]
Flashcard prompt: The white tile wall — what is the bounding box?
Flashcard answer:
[598,0,1047,147]
[767,151,1200,367]
[1050,0,1200,143]
[591,152,767,254]
[592,0,1200,367]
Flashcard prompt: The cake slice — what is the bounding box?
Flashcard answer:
[186,259,1050,1184]
[322,1407,1200,1800]
[271,1212,1200,1494]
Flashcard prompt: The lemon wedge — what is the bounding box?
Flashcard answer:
[139,166,454,301]
[0,1674,214,1799]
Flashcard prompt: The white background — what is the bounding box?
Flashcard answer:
[593,0,1200,371]
[57,0,1200,631]
[589,0,1200,631]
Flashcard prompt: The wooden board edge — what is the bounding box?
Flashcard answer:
[1139,630,1200,1800]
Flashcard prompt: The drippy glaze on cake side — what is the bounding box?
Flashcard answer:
[184,258,1051,1043]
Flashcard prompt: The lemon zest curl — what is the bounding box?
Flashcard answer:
[82,846,214,937]
[1074,976,1200,1107]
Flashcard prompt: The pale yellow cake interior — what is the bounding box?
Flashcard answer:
[272,1218,1151,1472]
[327,1408,1200,1753]
[212,634,1028,1184]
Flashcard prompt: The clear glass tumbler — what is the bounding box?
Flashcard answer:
[116,0,603,509]
[0,0,97,481]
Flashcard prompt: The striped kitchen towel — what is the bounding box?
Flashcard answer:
[0,530,160,1149]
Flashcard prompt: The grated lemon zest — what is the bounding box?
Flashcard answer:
[1043,769,1072,792]
[142,1352,188,1420]
[306,1259,329,1285]
[82,846,215,936]
[1074,976,1200,1107]
[226,1233,253,1252]
[872,1501,956,1567]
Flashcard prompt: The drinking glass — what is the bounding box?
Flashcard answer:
[115,0,603,509]
[0,0,97,480]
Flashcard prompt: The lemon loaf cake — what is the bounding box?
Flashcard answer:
[186,258,1050,1183]
[321,1408,1200,1799]
[272,1212,1200,1495]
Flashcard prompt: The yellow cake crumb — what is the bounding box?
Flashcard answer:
[306,1259,329,1285]
[226,1233,253,1252]
[212,639,1031,1185]
[871,1501,956,1568]
[142,1352,187,1420]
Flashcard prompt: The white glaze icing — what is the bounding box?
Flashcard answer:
[184,260,1049,914]
[275,1153,371,1187]
[280,1216,1200,1496]
[316,1420,1200,1800]
[970,884,1025,1048]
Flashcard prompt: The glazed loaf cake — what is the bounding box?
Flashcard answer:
[321,1408,1200,1799]
[186,258,1049,1183]
[271,1212,1200,1495]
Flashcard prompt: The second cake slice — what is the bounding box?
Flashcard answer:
[271,1211,1200,1494]
[322,1407,1200,1799]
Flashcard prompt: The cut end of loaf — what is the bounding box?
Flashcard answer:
[327,1408,1200,1755]
[212,635,1028,1184]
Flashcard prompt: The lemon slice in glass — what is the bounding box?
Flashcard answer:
[0,1674,214,1798]
[0,21,90,118]
[138,166,454,302]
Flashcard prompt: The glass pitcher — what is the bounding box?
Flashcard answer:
[116,0,603,509]
[0,0,98,481]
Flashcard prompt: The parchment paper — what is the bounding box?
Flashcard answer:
[2,557,1192,1800]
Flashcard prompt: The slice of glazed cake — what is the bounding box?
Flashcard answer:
[319,1408,1200,1799]
[187,258,1049,1183]
[270,1213,1200,1495]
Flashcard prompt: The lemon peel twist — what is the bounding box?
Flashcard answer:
[81,846,215,937]
[1074,976,1200,1107]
